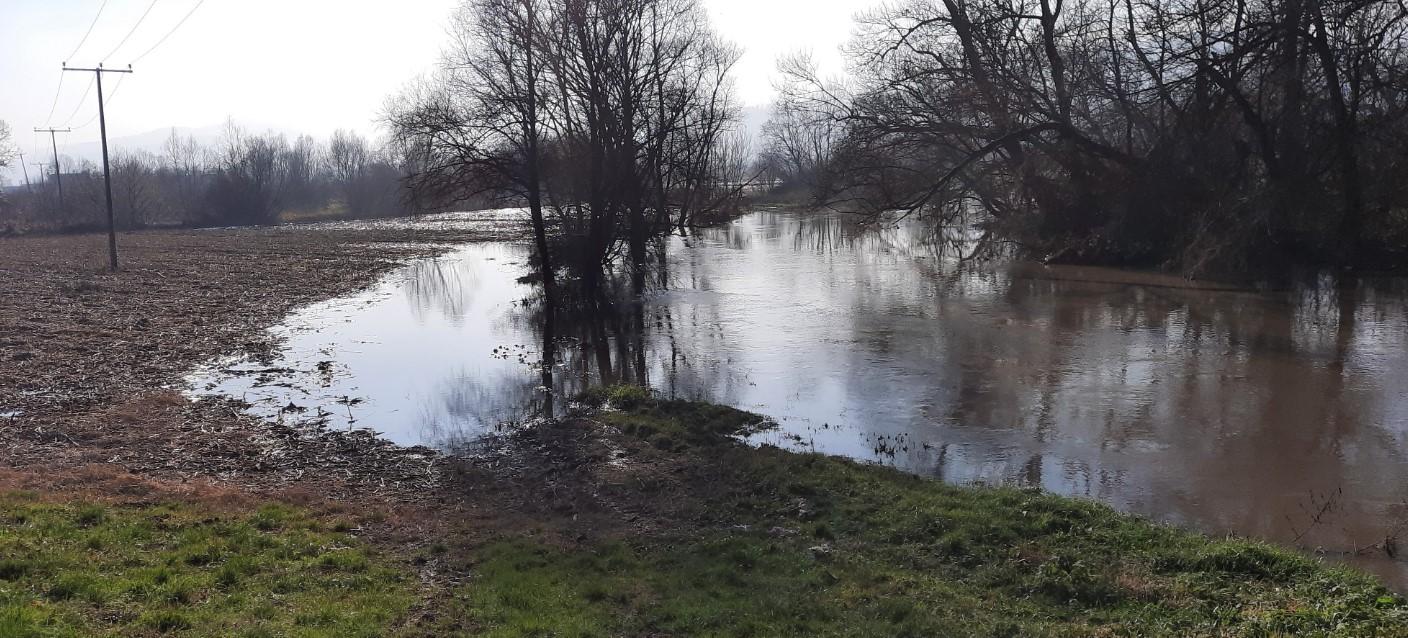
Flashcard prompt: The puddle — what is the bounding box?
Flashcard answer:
[187,242,549,448]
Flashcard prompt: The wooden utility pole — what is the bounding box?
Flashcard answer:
[17,151,32,194]
[34,127,71,212]
[31,162,49,185]
[63,63,133,272]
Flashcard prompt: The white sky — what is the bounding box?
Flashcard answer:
[1,0,882,163]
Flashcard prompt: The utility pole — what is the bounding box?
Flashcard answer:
[31,162,49,185]
[17,151,31,194]
[63,63,133,272]
[34,127,71,212]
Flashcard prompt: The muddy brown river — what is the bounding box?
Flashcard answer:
[189,209,1408,588]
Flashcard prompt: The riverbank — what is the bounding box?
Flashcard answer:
[4,389,1405,635]
[430,388,1408,636]
[2,225,1405,635]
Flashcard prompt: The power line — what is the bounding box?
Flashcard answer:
[43,75,66,125]
[73,75,128,130]
[58,75,96,128]
[64,0,111,63]
[44,0,112,127]
[106,74,129,105]
[103,0,163,61]
[130,0,207,64]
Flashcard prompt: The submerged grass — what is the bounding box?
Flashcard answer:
[450,386,1408,637]
[0,494,413,637]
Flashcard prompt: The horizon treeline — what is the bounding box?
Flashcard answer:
[762,0,1408,274]
[0,122,417,232]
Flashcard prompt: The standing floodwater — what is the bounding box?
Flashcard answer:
[188,209,1408,588]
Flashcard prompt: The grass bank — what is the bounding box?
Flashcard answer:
[0,494,413,637]
[439,386,1408,637]
[5,388,1405,636]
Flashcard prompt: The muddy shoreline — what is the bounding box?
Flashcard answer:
[0,224,510,498]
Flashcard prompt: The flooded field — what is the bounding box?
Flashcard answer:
[188,209,1408,588]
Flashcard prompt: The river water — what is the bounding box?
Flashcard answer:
[188,209,1408,588]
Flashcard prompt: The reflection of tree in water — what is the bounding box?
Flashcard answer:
[416,369,549,453]
[777,209,993,261]
[772,207,1408,532]
[403,254,478,323]
[499,250,744,412]
[963,266,1408,556]
[532,213,984,419]
[514,295,650,390]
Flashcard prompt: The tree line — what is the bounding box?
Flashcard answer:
[2,122,415,233]
[765,0,1408,275]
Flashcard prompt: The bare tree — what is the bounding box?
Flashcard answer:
[162,129,207,222]
[390,0,557,296]
[112,150,158,229]
[327,129,371,185]
[0,120,14,171]
[783,0,1408,274]
[282,134,321,211]
[535,0,741,291]
[206,121,290,226]
[761,77,846,199]
[392,0,742,295]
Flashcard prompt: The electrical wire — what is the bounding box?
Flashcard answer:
[73,75,128,130]
[103,0,162,61]
[44,0,109,127]
[130,0,207,64]
[58,75,97,129]
[64,0,111,63]
[43,75,66,126]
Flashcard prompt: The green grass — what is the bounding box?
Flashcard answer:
[0,495,414,637]
[451,386,1408,637]
[579,386,775,452]
[12,387,1407,636]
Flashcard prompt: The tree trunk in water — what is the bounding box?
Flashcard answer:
[629,206,648,295]
[1307,2,1364,263]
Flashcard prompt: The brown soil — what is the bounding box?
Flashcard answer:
[0,222,708,636]
[0,225,504,500]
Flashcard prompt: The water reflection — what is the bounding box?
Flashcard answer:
[188,210,1408,589]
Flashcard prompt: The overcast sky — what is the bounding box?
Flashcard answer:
[1,0,882,168]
